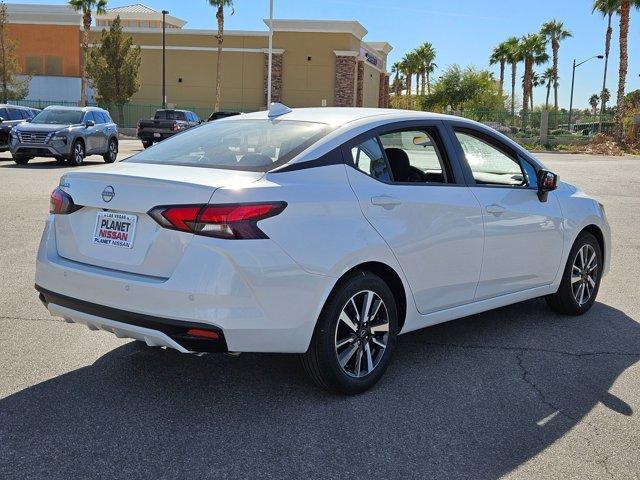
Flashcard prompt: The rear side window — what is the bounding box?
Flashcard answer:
[349,137,392,182]
[155,110,186,121]
[0,108,7,120]
[19,109,31,119]
[7,108,22,120]
[379,129,448,183]
[95,111,107,123]
[103,111,113,123]
[127,119,331,172]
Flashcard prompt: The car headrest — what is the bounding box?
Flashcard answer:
[385,148,411,182]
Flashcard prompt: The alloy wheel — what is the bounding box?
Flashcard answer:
[334,290,389,378]
[571,244,598,306]
[109,140,117,161]
[74,143,84,164]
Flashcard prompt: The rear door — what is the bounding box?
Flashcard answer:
[447,124,564,299]
[344,121,484,314]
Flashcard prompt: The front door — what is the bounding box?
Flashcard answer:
[450,127,564,300]
[344,122,484,314]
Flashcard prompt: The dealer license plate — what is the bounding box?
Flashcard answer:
[93,211,137,249]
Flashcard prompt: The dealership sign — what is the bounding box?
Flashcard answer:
[360,47,380,67]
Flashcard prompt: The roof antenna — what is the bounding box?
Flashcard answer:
[268,102,292,118]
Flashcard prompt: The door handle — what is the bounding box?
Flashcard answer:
[485,204,506,215]
[371,195,402,207]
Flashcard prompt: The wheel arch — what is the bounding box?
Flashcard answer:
[331,261,408,333]
[580,224,605,268]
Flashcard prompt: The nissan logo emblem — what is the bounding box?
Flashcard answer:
[102,186,115,203]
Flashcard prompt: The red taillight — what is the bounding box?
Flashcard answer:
[172,122,180,132]
[148,202,286,239]
[50,187,82,215]
[186,328,219,340]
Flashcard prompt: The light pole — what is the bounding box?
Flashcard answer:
[162,10,169,109]
[267,0,274,107]
[568,54,603,131]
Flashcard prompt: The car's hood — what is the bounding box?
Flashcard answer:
[15,123,81,133]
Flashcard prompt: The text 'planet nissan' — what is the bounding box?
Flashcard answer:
[35,105,610,394]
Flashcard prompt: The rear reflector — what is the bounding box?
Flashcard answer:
[148,202,286,239]
[50,187,82,215]
[186,328,219,340]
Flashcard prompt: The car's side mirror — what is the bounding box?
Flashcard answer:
[537,169,558,202]
[85,120,95,128]
[0,117,3,123]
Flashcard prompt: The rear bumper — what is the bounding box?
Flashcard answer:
[35,216,333,353]
[138,132,174,142]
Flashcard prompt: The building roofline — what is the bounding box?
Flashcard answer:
[366,42,393,55]
[263,19,368,40]
[5,2,82,26]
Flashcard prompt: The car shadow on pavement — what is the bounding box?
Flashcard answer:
[1,299,638,479]
[0,159,107,169]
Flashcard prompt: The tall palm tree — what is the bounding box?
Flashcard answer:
[401,52,419,95]
[208,0,234,112]
[592,0,619,117]
[68,0,107,106]
[391,61,403,96]
[540,19,571,111]
[541,66,555,109]
[530,71,543,110]
[489,41,510,94]
[416,43,436,95]
[518,34,548,119]
[589,94,600,115]
[613,0,640,143]
[504,37,521,118]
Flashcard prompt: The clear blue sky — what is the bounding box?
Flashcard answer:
[18,0,640,108]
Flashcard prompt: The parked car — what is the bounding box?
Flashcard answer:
[35,106,610,394]
[10,106,118,166]
[0,104,40,152]
[137,109,201,148]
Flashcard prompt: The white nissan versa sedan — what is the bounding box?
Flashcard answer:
[36,105,610,394]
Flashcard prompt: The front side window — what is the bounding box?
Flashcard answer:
[349,137,392,182]
[7,108,22,121]
[379,129,448,183]
[454,130,525,186]
[127,119,331,172]
[32,109,84,125]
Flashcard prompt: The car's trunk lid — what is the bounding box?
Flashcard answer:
[54,162,263,278]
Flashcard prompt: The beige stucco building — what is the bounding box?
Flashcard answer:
[92,6,392,111]
[5,3,391,111]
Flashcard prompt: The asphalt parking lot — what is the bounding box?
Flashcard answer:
[1,142,639,479]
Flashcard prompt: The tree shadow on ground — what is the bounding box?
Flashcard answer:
[1,299,638,479]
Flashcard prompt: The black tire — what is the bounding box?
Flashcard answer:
[103,138,118,163]
[301,270,398,394]
[67,140,85,166]
[12,156,30,165]
[54,156,66,164]
[546,231,602,315]
[142,140,153,149]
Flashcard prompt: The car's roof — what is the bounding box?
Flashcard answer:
[43,105,105,112]
[236,107,469,128]
[0,104,31,109]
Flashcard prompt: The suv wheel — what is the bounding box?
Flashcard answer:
[103,138,118,163]
[142,140,153,149]
[12,156,30,165]
[68,140,85,166]
[546,232,602,315]
[301,271,398,394]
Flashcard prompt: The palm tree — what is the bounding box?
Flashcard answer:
[540,19,572,110]
[391,61,403,96]
[541,66,555,109]
[208,0,234,112]
[589,94,600,115]
[401,52,419,95]
[416,43,436,95]
[530,71,543,110]
[489,41,510,94]
[68,0,107,106]
[504,37,521,118]
[592,0,618,117]
[518,34,548,118]
[613,0,640,143]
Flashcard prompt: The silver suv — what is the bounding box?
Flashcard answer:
[10,106,118,166]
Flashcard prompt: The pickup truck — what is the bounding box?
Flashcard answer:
[136,109,201,148]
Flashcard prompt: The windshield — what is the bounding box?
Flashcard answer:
[127,119,332,172]
[31,109,84,125]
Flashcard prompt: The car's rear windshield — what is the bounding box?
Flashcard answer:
[155,110,186,121]
[127,119,332,172]
[31,109,84,125]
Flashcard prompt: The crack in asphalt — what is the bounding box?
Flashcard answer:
[516,352,615,479]
[404,340,640,358]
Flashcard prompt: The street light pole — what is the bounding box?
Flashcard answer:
[267,0,274,108]
[568,54,604,132]
[162,10,169,109]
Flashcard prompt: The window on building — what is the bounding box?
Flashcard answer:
[25,57,43,75]
[45,56,63,76]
